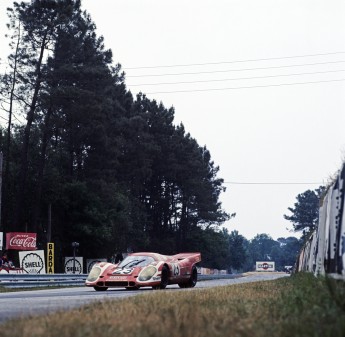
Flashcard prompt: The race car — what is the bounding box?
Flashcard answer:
[85,252,201,291]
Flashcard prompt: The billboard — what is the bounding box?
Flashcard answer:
[256,261,275,272]
[19,250,46,274]
[6,232,37,250]
[64,257,83,274]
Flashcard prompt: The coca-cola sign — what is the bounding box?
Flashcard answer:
[6,232,37,250]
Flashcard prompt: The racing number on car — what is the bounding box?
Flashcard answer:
[113,268,133,275]
[172,263,180,276]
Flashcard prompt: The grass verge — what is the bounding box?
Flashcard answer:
[1,273,344,337]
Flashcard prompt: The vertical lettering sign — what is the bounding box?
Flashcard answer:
[47,243,54,274]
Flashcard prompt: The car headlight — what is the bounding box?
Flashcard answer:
[138,266,157,281]
[87,266,102,282]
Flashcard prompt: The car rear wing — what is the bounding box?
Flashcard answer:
[172,252,201,264]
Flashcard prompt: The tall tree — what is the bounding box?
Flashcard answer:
[0,8,22,231]
[228,230,248,272]
[31,7,123,231]
[33,6,129,255]
[186,227,230,270]
[284,186,325,238]
[248,233,279,263]
[270,236,302,270]
[6,0,82,229]
[118,95,230,253]
[1,1,231,269]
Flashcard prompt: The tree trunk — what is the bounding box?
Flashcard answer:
[32,103,53,232]
[14,31,47,230]
[2,23,21,232]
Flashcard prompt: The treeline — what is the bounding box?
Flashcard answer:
[0,0,233,270]
[0,1,303,272]
[225,231,301,272]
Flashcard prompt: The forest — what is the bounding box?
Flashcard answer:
[0,0,303,272]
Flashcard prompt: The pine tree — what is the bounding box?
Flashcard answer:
[5,0,82,229]
[284,186,325,238]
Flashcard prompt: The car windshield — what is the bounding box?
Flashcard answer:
[118,255,155,268]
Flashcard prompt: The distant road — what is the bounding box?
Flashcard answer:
[0,272,288,323]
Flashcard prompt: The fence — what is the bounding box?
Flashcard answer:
[296,162,345,279]
[0,273,87,288]
[0,273,236,289]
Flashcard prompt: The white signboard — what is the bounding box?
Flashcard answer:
[19,250,46,274]
[86,258,107,274]
[256,261,275,272]
[0,232,3,250]
[64,257,83,274]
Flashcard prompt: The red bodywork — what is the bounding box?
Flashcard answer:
[85,252,201,291]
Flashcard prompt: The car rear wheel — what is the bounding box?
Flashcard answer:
[94,286,108,291]
[178,265,197,288]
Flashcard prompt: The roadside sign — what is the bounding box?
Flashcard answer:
[47,243,54,274]
[64,257,83,274]
[256,261,275,272]
[19,250,46,274]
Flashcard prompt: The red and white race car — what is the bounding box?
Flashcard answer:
[85,252,201,291]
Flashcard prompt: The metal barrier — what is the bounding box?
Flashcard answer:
[0,273,87,288]
[0,273,237,289]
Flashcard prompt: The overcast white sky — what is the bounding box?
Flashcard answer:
[1,0,345,240]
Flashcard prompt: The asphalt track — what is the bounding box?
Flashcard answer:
[0,272,288,323]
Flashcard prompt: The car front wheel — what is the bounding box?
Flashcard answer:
[153,265,169,290]
[94,286,108,291]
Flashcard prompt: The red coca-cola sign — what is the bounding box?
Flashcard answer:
[6,232,37,250]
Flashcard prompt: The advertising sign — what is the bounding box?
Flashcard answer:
[86,258,107,273]
[64,257,83,274]
[256,261,275,272]
[19,250,46,274]
[0,232,3,250]
[6,232,37,250]
[47,243,54,274]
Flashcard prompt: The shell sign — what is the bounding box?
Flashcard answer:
[19,250,46,274]
[6,232,37,250]
[64,257,83,274]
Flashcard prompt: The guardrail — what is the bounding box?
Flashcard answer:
[0,273,238,289]
[0,274,88,288]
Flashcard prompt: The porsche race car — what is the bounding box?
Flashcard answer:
[85,252,201,291]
